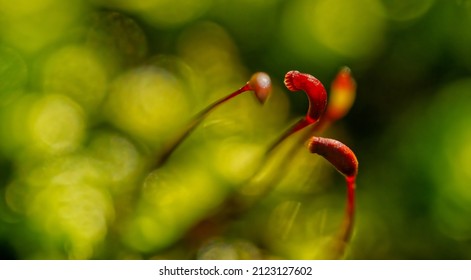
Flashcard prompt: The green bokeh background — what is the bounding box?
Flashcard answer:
[1,0,471,259]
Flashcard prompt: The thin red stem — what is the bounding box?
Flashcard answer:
[342,175,356,243]
[197,84,251,118]
[266,118,313,153]
[155,83,252,167]
[330,175,356,259]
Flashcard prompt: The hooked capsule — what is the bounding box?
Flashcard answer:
[284,70,327,123]
[308,136,358,178]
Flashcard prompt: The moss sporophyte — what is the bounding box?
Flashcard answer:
[155,68,358,259]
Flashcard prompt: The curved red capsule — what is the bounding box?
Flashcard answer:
[284,70,327,123]
[266,71,328,153]
[308,136,358,178]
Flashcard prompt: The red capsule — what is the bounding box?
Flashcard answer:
[267,71,328,153]
[308,136,358,178]
[249,72,272,104]
[284,70,327,123]
[326,67,356,122]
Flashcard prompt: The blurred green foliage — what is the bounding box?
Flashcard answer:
[1,0,471,259]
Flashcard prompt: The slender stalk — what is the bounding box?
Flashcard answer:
[266,118,312,153]
[155,84,252,167]
[341,175,356,244]
[328,175,356,259]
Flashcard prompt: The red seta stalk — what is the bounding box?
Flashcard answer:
[343,175,356,243]
[156,72,271,167]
